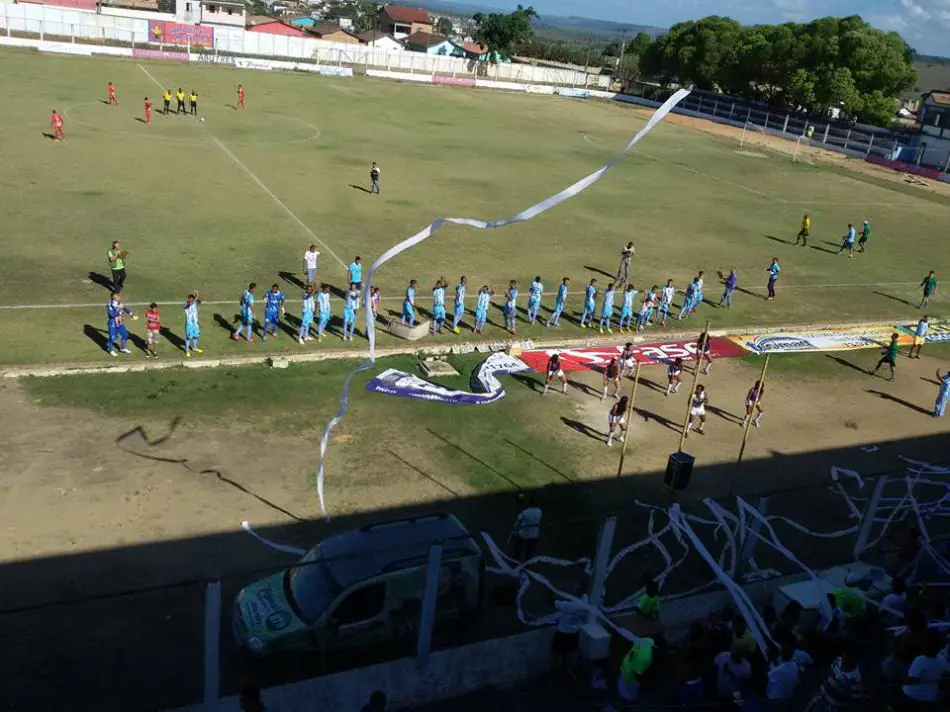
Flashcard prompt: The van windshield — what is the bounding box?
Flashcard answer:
[286,548,341,625]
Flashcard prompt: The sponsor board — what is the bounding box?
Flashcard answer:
[897,320,950,343]
[366,69,433,83]
[365,352,530,405]
[865,153,944,182]
[433,75,476,87]
[189,54,353,76]
[519,337,746,372]
[557,88,590,99]
[148,20,214,49]
[133,48,189,62]
[524,84,556,95]
[730,328,912,354]
[474,79,527,92]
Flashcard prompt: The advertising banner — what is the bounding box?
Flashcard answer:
[730,327,912,354]
[518,337,746,372]
[433,75,476,87]
[557,88,590,99]
[365,352,530,405]
[133,48,189,62]
[148,20,214,49]
[865,153,943,182]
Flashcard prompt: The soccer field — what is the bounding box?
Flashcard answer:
[1,49,948,365]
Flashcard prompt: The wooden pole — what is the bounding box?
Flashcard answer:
[616,360,641,478]
[730,354,771,498]
[736,354,770,466]
[677,321,711,452]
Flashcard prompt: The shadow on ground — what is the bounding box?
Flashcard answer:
[0,427,947,712]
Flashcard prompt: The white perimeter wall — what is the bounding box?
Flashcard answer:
[0,3,610,88]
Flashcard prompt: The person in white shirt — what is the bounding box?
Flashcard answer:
[878,577,908,625]
[767,643,801,702]
[303,244,320,286]
[713,645,752,700]
[510,496,542,562]
[902,634,950,704]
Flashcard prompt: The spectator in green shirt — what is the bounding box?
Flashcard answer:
[872,333,901,381]
[919,271,937,308]
[636,579,661,621]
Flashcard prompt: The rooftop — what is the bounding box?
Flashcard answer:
[404,31,448,49]
[381,4,431,24]
[924,90,950,106]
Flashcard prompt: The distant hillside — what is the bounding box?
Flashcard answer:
[384,0,665,39]
[905,60,950,100]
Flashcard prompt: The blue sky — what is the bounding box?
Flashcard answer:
[522,0,950,55]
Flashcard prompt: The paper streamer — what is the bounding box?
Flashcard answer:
[241,520,307,556]
[312,88,693,518]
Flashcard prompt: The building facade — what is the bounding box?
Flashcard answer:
[378,5,432,39]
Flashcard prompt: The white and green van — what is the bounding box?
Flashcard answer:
[233,514,483,656]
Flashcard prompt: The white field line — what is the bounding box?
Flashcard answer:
[0,281,933,311]
[136,63,345,268]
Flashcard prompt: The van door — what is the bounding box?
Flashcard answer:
[328,581,387,646]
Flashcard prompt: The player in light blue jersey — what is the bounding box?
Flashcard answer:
[106,292,134,357]
[504,279,519,333]
[342,286,358,341]
[692,271,705,316]
[298,286,316,344]
[262,284,285,341]
[678,278,699,321]
[231,282,256,342]
[580,278,598,328]
[474,285,493,334]
[431,279,447,334]
[452,276,467,334]
[183,291,202,357]
[546,277,570,327]
[402,279,418,326]
[599,282,616,334]
[618,284,637,332]
[527,276,543,324]
[659,279,675,326]
[316,283,331,340]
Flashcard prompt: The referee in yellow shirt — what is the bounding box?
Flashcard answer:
[189,90,198,116]
[176,87,186,115]
[162,88,172,115]
[794,213,810,247]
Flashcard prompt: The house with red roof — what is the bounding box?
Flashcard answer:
[378,5,433,39]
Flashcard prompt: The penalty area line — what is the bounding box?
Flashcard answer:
[135,64,346,269]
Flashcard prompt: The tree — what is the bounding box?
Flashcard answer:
[638,14,916,126]
[436,17,454,36]
[352,1,381,34]
[627,32,653,58]
[473,5,538,63]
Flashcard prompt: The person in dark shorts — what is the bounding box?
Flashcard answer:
[871,333,901,382]
[552,590,587,675]
[176,87,186,115]
[370,161,380,194]
[189,89,198,116]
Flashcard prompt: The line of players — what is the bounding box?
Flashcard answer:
[48,82,246,140]
[541,336,766,446]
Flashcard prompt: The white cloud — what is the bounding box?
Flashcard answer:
[897,0,950,25]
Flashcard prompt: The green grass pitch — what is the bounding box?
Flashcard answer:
[0,49,947,365]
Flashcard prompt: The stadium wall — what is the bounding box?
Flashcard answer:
[0,2,611,88]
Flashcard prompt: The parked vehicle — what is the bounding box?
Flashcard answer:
[233,514,483,656]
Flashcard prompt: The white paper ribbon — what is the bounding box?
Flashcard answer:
[312,88,693,518]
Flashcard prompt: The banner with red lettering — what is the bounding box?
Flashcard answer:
[148,21,214,49]
[518,336,746,372]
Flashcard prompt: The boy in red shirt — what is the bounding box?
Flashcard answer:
[145,302,161,358]
[108,82,118,105]
[144,97,152,125]
[50,109,64,141]
[236,84,245,110]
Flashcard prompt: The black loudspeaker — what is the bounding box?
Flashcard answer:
[664,452,695,490]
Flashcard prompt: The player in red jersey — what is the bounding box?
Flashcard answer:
[144,97,152,124]
[107,81,118,105]
[236,84,245,110]
[50,109,64,141]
